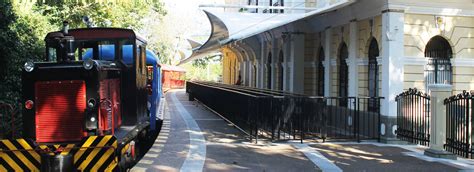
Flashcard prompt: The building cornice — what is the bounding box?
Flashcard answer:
[387,4,474,17]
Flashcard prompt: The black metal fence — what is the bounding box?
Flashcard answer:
[444,91,474,158]
[0,101,21,139]
[186,81,383,143]
[395,88,430,146]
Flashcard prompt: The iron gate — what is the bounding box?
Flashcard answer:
[395,88,430,146]
[444,91,474,158]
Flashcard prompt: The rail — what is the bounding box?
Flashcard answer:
[187,81,383,143]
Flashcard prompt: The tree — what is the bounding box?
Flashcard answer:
[0,0,167,102]
[0,2,53,102]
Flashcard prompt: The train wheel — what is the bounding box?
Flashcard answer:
[119,140,138,171]
[118,156,129,172]
[131,140,139,161]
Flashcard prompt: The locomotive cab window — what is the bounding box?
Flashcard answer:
[47,47,58,62]
[80,40,134,64]
[45,38,77,62]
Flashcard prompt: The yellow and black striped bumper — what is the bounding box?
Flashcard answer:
[0,135,119,172]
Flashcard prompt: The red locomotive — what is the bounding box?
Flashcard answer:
[0,23,161,171]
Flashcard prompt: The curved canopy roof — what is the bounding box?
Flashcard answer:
[187,39,203,50]
[83,45,160,65]
[178,0,355,66]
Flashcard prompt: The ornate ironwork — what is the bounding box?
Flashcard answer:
[395,88,431,146]
[444,90,474,158]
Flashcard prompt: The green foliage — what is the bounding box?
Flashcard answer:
[0,1,167,103]
[0,2,52,102]
[192,55,221,69]
[35,1,166,30]
[185,55,222,82]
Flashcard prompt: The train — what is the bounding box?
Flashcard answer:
[0,24,166,171]
[161,64,186,91]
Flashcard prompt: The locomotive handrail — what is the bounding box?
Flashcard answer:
[99,98,116,135]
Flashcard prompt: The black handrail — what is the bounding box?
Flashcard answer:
[187,81,384,143]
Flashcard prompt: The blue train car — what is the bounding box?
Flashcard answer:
[83,45,162,130]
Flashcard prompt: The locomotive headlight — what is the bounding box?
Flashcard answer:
[24,61,35,72]
[83,59,94,70]
[87,98,96,108]
[25,100,34,109]
[90,117,96,122]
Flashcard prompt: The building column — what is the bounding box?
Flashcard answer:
[380,10,404,142]
[241,60,247,85]
[348,21,359,98]
[283,39,290,91]
[323,29,332,97]
[288,33,305,94]
[247,61,253,86]
[258,41,266,89]
[271,39,278,90]
[256,59,264,88]
[424,84,455,159]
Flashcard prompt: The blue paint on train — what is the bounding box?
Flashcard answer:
[83,45,162,131]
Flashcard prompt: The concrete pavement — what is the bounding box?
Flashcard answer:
[132,90,474,172]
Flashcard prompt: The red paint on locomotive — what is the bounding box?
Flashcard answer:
[99,79,122,135]
[34,80,86,143]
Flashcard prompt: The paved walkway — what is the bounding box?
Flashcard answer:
[132,90,318,172]
[132,90,474,172]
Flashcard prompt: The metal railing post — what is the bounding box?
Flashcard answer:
[300,97,304,144]
[356,98,360,142]
[377,98,381,142]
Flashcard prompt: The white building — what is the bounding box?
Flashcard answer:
[181,0,474,141]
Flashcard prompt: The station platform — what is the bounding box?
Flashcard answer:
[131,90,474,172]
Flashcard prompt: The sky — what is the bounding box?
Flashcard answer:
[162,0,216,43]
[159,0,232,61]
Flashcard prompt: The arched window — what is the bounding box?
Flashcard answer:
[317,47,325,96]
[278,50,284,90]
[425,36,452,89]
[368,38,379,112]
[267,52,272,89]
[339,43,349,107]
